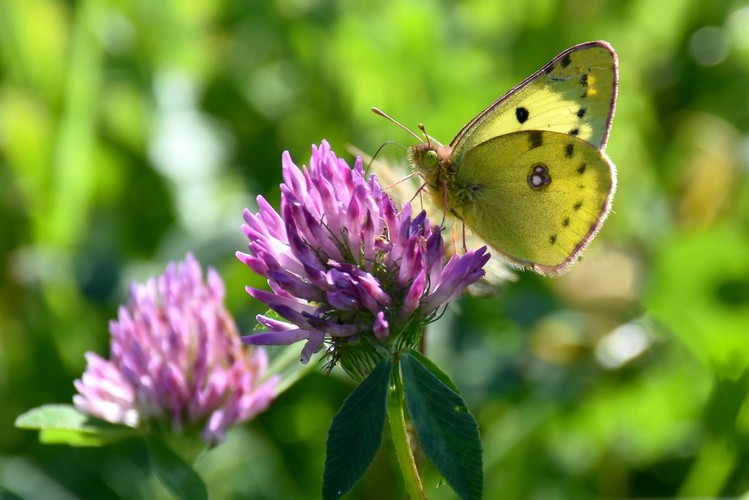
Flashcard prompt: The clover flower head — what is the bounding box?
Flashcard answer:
[238,141,489,379]
[73,254,278,445]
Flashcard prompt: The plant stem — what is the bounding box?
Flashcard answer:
[387,361,425,499]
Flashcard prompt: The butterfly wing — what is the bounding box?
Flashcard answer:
[450,130,616,274]
[450,41,618,163]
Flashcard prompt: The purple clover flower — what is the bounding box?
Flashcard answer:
[73,254,278,446]
[238,141,489,378]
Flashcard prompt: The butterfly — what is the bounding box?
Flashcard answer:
[374,41,618,275]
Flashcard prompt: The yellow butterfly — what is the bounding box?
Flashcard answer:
[375,41,618,275]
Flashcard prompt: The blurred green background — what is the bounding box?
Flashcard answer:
[3,0,749,498]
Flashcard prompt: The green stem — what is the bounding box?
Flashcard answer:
[387,360,425,500]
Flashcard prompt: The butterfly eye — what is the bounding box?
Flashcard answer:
[423,150,439,168]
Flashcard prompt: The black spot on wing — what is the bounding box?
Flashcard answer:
[528,163,551,190]
[576,108,587,118]
[516,107,529,124]
[573,201,583,211]
[562,217,570,227]
[549,234,557,245]
[579,75,589,98]
[560,54,572,68]
[529,131,543,149]
[569,128,580,136]
[565,143,574,158]
[577,163,586,174]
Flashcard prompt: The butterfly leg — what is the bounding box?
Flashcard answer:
[439,179,449,227]
[447,209,468,253]
[462,220,468,252]
[409,180,429,205]
[449,224,458,253]
[393,178,430,217]
[447,219,468,253]
[450,210,468,253]
[382,170,420,190]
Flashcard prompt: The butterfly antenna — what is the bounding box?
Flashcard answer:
[372,107,424,143]
[418,123,433,149]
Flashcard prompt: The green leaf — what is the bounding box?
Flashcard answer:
[146,435,208,500]
[404,349,461,393]
[15,404,137,446]
[322,356,392,500]
[401,352,483,500]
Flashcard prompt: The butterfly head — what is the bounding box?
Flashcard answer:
[407,143,452,177]
[407,143,455,213]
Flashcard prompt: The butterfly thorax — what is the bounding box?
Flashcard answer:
[407,143,457,211]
